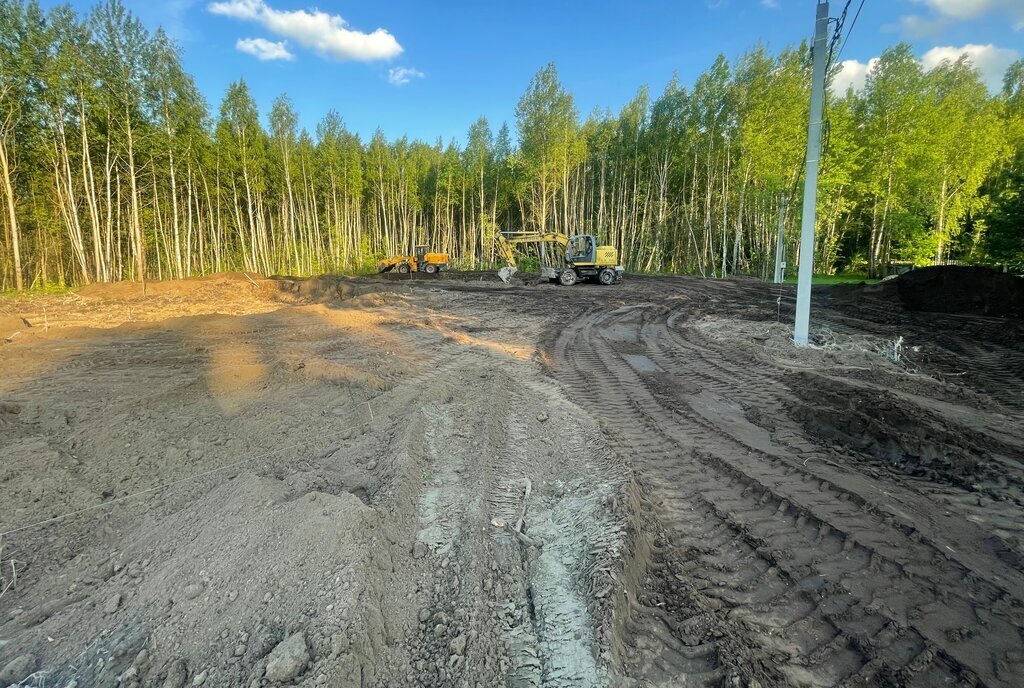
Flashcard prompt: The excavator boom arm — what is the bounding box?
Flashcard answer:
[496,231,570,268]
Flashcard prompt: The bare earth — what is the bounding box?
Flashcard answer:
[0,271,1022,688]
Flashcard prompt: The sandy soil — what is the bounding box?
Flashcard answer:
[0,270,1022,687]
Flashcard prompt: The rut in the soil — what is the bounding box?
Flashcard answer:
[551,301,1024,688]
[393,360,631,687]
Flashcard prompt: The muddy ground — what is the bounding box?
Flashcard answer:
[0,270,1022,688]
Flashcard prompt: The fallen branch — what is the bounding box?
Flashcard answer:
[0,537,24,602]
[491,518,543,549]
[514,478,531,534]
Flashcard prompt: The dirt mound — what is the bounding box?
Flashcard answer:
[784,371,1017,490]
[369,269,561,287]
[34,474,389,688]
[895,266,1024,317]
[75,272,264,300]
[0,315,30,341]
[270,274,361,302]
[373,269,511,284]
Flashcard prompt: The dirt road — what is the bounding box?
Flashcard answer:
[1,271,1021,687]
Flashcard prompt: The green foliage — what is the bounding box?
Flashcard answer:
[515,255,541,273]
[977,59,1024,270]
[0,1,1019,291]
[515,63,582,231]
[783,272,879,285]
[736,45,808,192]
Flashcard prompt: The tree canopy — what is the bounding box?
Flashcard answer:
[0,0,1020,290]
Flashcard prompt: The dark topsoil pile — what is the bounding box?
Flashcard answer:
[846,266,1024,318]
[897,266,1024,317]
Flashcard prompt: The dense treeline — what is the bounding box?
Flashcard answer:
[1,0,1022,290]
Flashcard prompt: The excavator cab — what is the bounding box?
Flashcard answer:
[414,245,428,266]
[566,235,596,264]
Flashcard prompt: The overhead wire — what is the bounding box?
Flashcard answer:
[821,0,853,166]
[826,0,853,73]
[821,0,867,174]
[833,0,866,66]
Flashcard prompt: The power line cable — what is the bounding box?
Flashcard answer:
[821,0,866,171]
[833,0,866,66]
[826,0,853,73]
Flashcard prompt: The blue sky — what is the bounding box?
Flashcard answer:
[42,0,1024,143]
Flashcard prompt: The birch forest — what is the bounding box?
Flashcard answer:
[1,0,1022,290]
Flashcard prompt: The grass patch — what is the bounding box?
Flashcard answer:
[783,272,879,285]
[0,282,72,298]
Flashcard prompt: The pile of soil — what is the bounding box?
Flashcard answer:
[373,269,505,283]
[0,315,30,341]
[895,266,1024,318]
[371,269,552,287]
[75,272,264,299]
[270,274,366,303]
[784,371,1018,492]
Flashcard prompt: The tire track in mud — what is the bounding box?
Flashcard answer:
[386,351,630,687]
[552,304,1024,687]
[818,297,1024,413]
[648,318,1024,594]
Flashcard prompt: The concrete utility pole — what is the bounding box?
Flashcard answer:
[773,195,787,284]
[793,1,829,346]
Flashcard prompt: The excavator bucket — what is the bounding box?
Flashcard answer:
[498,266,517,284]
[377,261,395,273]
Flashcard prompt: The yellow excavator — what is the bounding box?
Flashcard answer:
[496,231,623,285]
[377,245,450,274]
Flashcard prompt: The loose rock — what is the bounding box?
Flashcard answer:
[0,654,36,685]
[162,659,188,688]
[265,632,310,683]
[103,592,122,614]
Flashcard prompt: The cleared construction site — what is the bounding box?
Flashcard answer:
[1,267,1022,687]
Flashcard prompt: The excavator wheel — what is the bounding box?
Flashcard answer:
[425,263,438,274]
[598,268,616,285]
[558,269,578,286]
[397,262,412,274]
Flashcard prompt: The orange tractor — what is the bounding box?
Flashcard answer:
[377,245,450,274]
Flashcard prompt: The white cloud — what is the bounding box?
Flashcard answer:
[209,0,403,61]
[900,0,1024,32]
[915,0,998,20]
[831,57,880,94]
[236,37,293,61]
[209,0,263,21]
[388,67,424,86]
[889,14,952,38]
[830,44,1019,95]
[922,43,1020,90]
[761,0,779,8]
